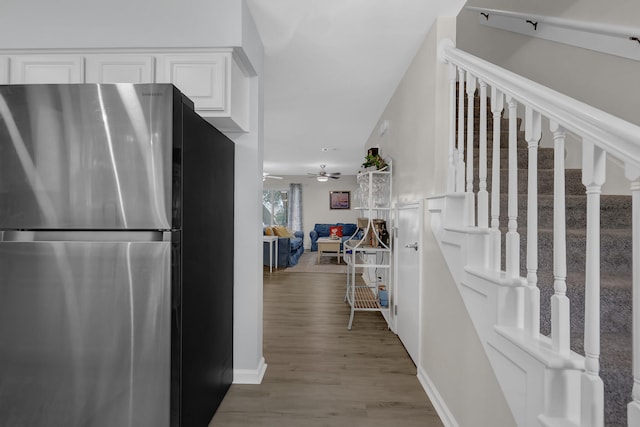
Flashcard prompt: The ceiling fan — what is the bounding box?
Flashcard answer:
[308,164,340,182]
[263,172,283,181]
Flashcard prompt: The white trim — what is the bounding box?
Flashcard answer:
[233,357,267,384]
[417,365,459,427]
[465,7,640,62]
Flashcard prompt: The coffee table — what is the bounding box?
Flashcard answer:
[317,237,341,264]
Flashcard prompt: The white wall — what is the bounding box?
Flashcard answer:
[364,17,516,426]
[226,0,266,385]
[0,0,243,49]
[0,0,267,384]
[264,175,359,250]
[457,0,640,195]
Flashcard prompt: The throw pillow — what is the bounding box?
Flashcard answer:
[329,225,343,239]
[273,226,293,238]
[265,226,274,236]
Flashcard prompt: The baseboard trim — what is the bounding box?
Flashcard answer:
[233,357,267,384]
[417,365,459,427]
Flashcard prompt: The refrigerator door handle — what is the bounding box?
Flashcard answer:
[0,230,171,242]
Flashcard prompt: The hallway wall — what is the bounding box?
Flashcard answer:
[364,16,516,426]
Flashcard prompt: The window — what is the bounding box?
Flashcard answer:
[262,190,288,226]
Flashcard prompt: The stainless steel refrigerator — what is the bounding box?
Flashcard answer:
[0,84,234,426]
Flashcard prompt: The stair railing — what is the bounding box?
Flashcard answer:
[439,39,640,426]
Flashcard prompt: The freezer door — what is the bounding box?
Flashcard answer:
[0,84,176,229]
[0,240,172,427]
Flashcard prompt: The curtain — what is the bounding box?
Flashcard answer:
[288,183,303,232]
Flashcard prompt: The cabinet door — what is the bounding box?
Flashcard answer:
[11,55,84,83]
[0,56,8,84]
[157,53,228,111]
[85,55,154,83]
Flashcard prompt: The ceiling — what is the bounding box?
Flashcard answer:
[246,0,462,177]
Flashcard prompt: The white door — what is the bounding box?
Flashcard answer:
[394,201,422,365]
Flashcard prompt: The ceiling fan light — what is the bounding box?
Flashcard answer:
[317,175,329,182]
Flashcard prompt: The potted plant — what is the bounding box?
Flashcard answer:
[361,147,387,171]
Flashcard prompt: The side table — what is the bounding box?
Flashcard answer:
[263,235,278,273]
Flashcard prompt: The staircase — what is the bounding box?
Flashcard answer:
[469,105,633,426]
[428,42,640,427]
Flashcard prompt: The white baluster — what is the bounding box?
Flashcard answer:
[505,96,520,278]
[629,171,640,426]
[465,73,477,226]
[525,107,541,338]
[490,88,504,271]
[580,140,605,427]
[478,80,489,228]
[448,63,457,193]
[457,68,466,193]
[550,122,570,356]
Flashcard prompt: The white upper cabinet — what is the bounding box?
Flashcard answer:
[1,50,250,132]
[85,55,154,84]
[11,55,84,84]
[157,53,227,111]
[157,52,249,132]
[0,57,8,84]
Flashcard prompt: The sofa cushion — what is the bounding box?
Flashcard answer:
[313,223,331,237]
[264,226,274,236]
[338,223,357,236]
[290,237,303,251]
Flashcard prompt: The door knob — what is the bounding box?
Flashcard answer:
[405,242,418,251]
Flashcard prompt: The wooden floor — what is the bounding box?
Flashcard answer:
[209,270,444,427]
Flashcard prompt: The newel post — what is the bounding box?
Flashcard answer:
[580,140,605,427]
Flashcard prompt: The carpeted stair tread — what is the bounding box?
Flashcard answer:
[492,194,632,229]
[536,270,632,335]
[551,227,631,236]
[537,270,632,289]
[458,130,527,147]
[499,228,633,275]
[486,168,584,195]
[474,147,555,170]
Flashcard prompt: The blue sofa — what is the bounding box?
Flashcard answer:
[309,223,360,252]
[263,229,304,268]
